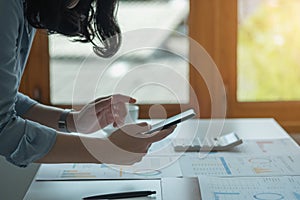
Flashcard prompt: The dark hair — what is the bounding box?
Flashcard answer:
[25,0,121,58]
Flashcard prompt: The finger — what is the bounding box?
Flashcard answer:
[136,122,150,128]
[94,97,113,112]
[97,111,114,128]
[93,95,112,104]
[147,125,177,143]
[113,122,118,127]
[94,95,136,113]
[120,122,150,136]
[94,100,128,128]
[111,103,127,127]
[111,94,136,104]
[112,102,127,119]
[113,118,125,128]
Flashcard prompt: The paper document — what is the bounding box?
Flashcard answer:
[207,138,300,156]
[198,176,300,200]
[24,179,163,200]
[180,154,300,177]
[36,157,182,180]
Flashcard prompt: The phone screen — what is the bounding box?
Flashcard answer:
[144,109,196,134]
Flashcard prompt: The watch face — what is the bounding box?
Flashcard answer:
[58,121,66,129]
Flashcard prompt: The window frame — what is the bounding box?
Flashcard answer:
[20,30,51,105]
[190,0,300,133]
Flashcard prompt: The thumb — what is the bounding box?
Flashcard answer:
[120,122,150,137]
[147,125,177,142]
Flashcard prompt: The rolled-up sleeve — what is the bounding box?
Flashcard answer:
[16,92,38,117]
[0,115,56,167]
[0,0,57,167]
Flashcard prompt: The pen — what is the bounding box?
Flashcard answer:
[83,190,156,199]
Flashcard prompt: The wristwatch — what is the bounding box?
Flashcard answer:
[58,109,73,133]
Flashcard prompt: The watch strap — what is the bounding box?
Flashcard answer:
[58,109,73,133]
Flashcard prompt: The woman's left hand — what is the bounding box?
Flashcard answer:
[67,94,136,133]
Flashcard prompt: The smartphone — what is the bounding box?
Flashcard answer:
[173,132,243,152]
[144,109,196,134]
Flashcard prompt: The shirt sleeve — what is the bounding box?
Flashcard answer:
[1,117,57,168]
[0,0,57,167]
[16,92,38,117]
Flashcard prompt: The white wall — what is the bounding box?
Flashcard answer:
[0,157,39,200]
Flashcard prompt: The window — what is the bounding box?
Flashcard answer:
[238,0,300,102]
[49,0,190,107]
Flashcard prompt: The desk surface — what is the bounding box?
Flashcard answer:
[24,118,298,200]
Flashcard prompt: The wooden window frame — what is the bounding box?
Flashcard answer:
[21,0,300,133]
[190,0,300,133]
[20,30,50,105]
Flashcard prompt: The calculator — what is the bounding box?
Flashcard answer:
[172,132,243,152]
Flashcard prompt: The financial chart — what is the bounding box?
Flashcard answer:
[198,176,300,200]
[180,154,300,177]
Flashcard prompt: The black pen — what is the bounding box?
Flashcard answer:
[83,190,156,199]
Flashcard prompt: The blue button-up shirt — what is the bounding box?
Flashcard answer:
[0,0,56,167]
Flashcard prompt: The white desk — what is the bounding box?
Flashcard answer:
[24,118,299,200]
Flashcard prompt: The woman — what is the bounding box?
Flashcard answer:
[0,0,176,167]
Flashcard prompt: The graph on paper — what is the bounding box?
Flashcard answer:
[207,139,300,156]
[179,154,300,177]
[36,157,182,180]
[198,176,300,200]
